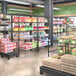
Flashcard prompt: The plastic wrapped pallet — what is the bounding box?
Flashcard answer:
[61,65,76,75]
[0,38,16,53]
[61,55,76,65]
[42,57,61,70]
[61,55,76,75]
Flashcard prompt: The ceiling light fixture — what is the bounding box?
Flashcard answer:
[9,8,33,12]
[5,0,31,5]
[35,5,60,10]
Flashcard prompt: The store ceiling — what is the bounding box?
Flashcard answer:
[4,0,76,4]
[1,0,76,9]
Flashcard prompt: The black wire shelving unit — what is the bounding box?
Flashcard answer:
[48,16,75,57]
[0,13,49,59]
[0,15,18,60]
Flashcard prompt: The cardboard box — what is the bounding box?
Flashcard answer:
[42,57,61,70]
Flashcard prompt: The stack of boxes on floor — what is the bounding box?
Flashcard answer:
[0,36,16,53]
[61,55,76,75]
[20,42,32,50]
[42,57,61,70]
[42,55,76,75]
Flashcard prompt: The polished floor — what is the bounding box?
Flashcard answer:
[0,47,56,76]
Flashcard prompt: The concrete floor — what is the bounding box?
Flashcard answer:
[0,47,56,76]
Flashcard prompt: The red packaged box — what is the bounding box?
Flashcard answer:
[13,16,19,22]
[19,17,24,22]
[1,48,8,53]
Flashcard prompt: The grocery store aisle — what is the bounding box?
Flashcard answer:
[0,47,55,76]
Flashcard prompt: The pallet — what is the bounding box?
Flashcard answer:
[0,51,19,60]
[40,66,75,76]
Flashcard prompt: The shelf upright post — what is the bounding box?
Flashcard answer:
[30,16,32,51]
[60,17,62,35]
[45,0,53,46]
[1,0,7,14]
[37,16,39,52]
[66,17,69,35]
[57,18,58,37]
[17,15,20,57]
[73,17,74,32]
[11,15,13,41]
[1,0,8,37]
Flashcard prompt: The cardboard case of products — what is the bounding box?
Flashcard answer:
[42,57,61,70]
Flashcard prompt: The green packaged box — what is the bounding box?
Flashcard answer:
[70,40,76,44]
[58,50,65,54]
[71,52,76,56]
[25,26,28,31]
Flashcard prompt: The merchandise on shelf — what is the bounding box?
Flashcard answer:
[13,32,33,40]
[58,35,76,55]
[13,25,18,31]
[12,15,48,51]
[71,48,76,56]
[20,42,32,50]
[13,16,37,22]
[70,37,76,44]
[20,25,25,31]
[13,16,48,32]
[0,33,3,38]
[19,41,42,50]
[0,13,4,18]
[0,26,9,31]
[32,41,41,48]
[0,38,16,53]
[58,47,65,54]
[53,18,73,25]
[58,35,71,43]
[40,38,50,46]
[33,31,47,38]
[13,32,18,40]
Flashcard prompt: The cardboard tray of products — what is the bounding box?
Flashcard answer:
[61,55,76,65]
[42,57,61,70]
[61,65,76,75]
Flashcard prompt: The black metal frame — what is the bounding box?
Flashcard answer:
[7,13,49,52]
[48,17,67,57]
[48,16,75,57]
[40,66,75,76]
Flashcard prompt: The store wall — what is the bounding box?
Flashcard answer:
[54,5,76,15]
[33,5,76,15]
[1,4,76,15]
[32,8,44,15]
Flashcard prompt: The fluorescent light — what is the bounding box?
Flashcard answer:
[9,8,33,12]
[53,7,60,10]
[5,0,31,5]
[36,5,44,8]
[35,5,60,10]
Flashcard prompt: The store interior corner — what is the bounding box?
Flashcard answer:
[0,0,76,76]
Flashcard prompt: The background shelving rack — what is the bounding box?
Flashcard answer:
[48,16,75,57]
[5,13,49,58]
[0,16,19,59]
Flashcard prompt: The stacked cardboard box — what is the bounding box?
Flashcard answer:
[20,42,32,50]
[42,55,76,75]
[42,57,61,70]
[0,38,16,53]
[61,55,76,75]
